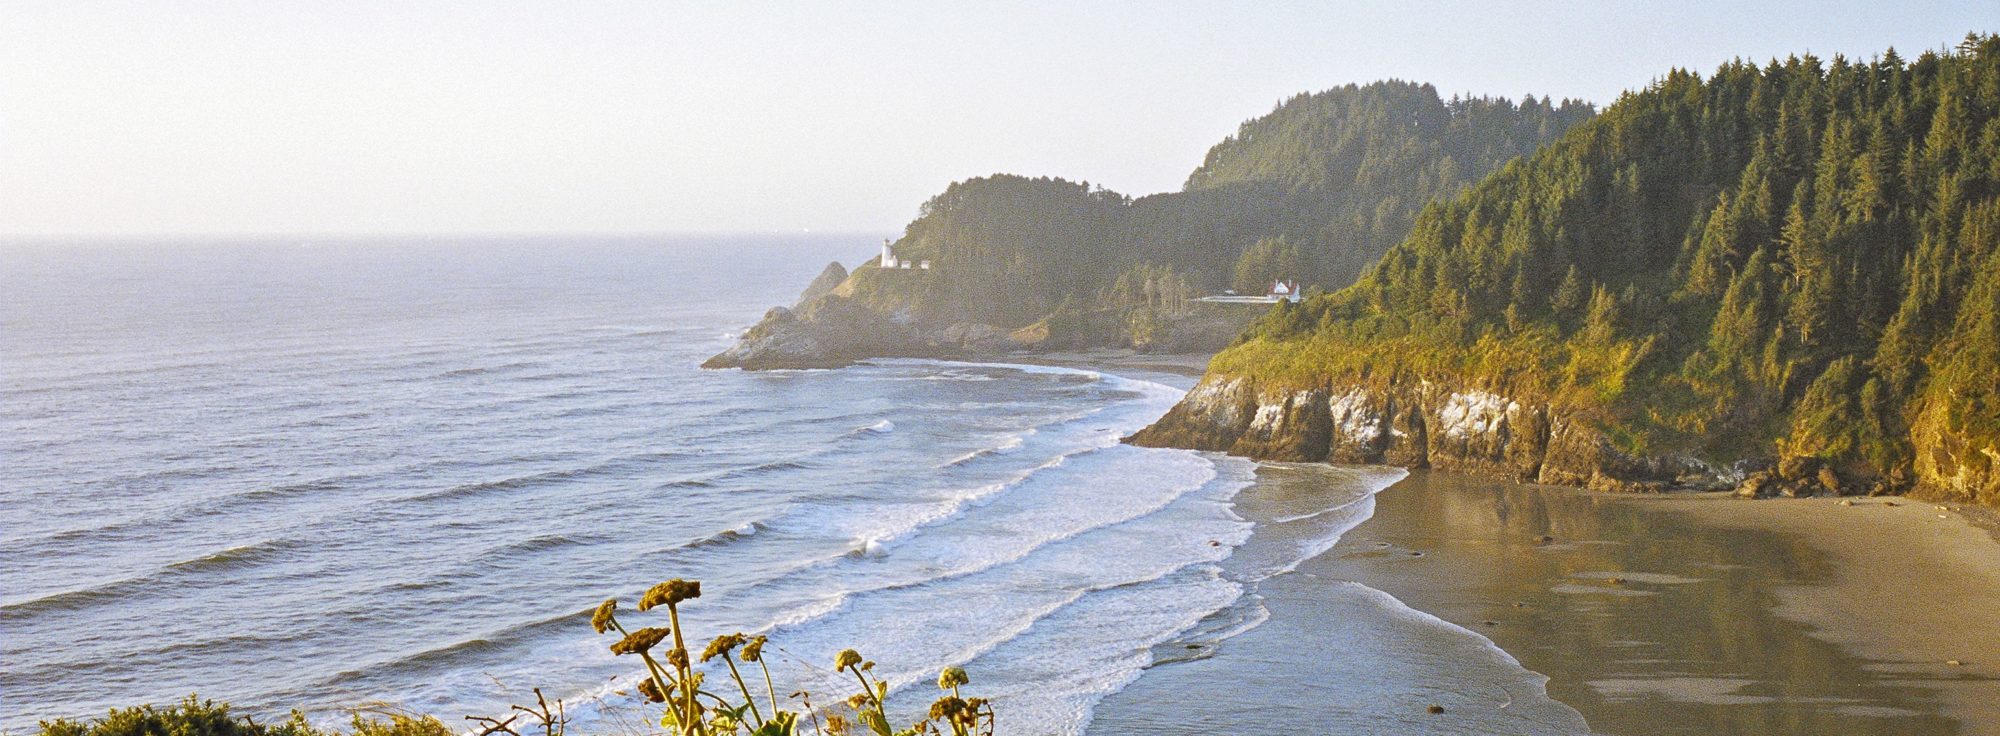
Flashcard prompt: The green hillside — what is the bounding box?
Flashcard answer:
[862,82,1595,328]
[1203,35,2000,504]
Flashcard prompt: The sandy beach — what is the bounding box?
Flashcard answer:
[1642,491,2000,733]
[1091,466,2000,735]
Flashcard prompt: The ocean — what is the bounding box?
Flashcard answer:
[0,236,1564,734]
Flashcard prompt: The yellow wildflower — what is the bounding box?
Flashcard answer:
[834,648,862,672]
[590,599,618,634]
[701,633,746,662]
[927,696,966,721]
[637,579,701,612]
[739,635,768,662]
[608,627,669,656]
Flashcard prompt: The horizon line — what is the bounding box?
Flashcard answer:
[0,230,899,243]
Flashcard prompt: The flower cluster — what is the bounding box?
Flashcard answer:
[608,627,669,656]
[637,579,701,612]
[589,578,993,736]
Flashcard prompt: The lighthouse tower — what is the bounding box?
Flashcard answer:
[880,239,898,269]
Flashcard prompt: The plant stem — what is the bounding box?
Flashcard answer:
[756,659,779,718]
[723,657,764,726]
[665,603,704,736]
[635,653,676,709]
[612,620,680,718]
[848,670,888,730]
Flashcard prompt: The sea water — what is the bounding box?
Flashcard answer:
[0,236,1566,734]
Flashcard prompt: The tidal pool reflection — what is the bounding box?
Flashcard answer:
[1334,470,1966,736]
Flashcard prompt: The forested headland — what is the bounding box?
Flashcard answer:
[706,82,1592,367]
[1135,36,2000,507]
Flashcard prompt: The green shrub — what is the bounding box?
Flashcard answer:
[35,696,449,736]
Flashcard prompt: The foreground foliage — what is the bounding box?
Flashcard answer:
[39,579,992,736]
[592,578,992,736]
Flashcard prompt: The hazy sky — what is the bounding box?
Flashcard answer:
[2,2,1992,236]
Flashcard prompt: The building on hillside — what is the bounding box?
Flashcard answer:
[1196,278,1303,304]
[1269,279,1301,303]
[879,240,930,270]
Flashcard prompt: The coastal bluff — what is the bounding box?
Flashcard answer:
[1134,40,2000,510]
[703,260,1254,370]
[1128,374,1767,494]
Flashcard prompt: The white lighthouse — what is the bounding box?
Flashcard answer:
[879,239,924,269]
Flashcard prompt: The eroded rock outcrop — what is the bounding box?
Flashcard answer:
[703,284,1036,370]
[793,262,849,309]
[700,296,934,370]
[706,262,1259,370]
[1130,374,1737,493]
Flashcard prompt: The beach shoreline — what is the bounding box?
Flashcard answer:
[1023,355,2000,733]
[705,354,2000,734]
[1635,491,2000,733]
[1088,464,2000,735]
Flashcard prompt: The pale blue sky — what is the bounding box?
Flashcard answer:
[1,1,1992,236]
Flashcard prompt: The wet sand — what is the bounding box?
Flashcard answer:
[1088,465,1592,735]
[1091,467,2000,735]
[1639,491,2000,733]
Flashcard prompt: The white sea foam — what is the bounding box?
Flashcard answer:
[548,359,1262,736]
[1332,581,1594,733]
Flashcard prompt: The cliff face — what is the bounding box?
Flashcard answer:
[705,261,1257,369]
[701,291,1248,369]
[1129,373,1748,494]
[1130,362,1994,502]
[1911,405,2000,507]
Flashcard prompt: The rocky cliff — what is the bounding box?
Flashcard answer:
[704,263,1257,370]
[701,295,941,370]
[1128,373,1781,495]
[701,292,1250,369]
